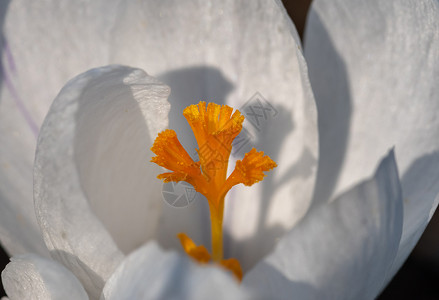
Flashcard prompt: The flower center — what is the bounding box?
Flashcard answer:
[151,102,276,281]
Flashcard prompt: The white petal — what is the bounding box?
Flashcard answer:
[243,151,403,299]
[101,241,249,300]
[0,0,122,258]
[4,0,120,123]
[110,0,318,270]
[0,143,48,257]
[34,65,170,297]
[305,0,439,281]
[1,254,88,300]
[0,81,45,256]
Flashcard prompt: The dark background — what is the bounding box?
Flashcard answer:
[1,0,438,298]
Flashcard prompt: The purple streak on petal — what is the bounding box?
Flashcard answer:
[1,41,39,138]
[2,67,39,138]
[4,42,16,74]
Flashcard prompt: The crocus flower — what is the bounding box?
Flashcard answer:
[1,0,438,299]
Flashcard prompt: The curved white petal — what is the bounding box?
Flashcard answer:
[305,0,439,281]
[0,79,47,256]
[101,241,249,300]
[34,65,170,297]
[1,254,88,300]
[0,0,120,257]
[110,0,318,270]
[243,151,403,299]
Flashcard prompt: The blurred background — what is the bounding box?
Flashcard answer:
[1,0,438,298]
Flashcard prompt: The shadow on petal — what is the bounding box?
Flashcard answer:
[158,66,233,150]
[243,262,316,300]
[224,103,315,269]
[50,249,102,297]
[73,67,167,255]
[305,11,352,206]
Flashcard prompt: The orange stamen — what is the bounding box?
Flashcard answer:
[177,233,243,281]
[151,102,276,281]
[220,258,243,282]
[177,233,211,264]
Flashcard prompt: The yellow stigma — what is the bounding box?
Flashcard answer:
[151,101,276,281]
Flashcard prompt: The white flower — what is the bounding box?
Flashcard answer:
[0,0,438,299]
